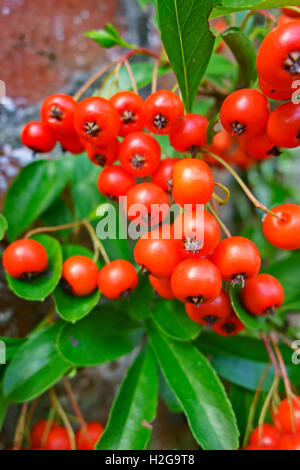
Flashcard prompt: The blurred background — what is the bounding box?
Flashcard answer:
[0,0,196,450]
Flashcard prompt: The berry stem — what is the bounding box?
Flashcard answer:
[62,378,87,429]
[123,59,139,94]
[206,152,284,221]
[151,59,160,94]
[207,202,232,238]
[49,389,76,450]
[240,9,277,31]
[82,219,110,264]
[13,402,28,450]
[213,181,230,205]
[24,220,82,238]
[242,363,270,448]
[260,331,281,377]
[258,374,279,431]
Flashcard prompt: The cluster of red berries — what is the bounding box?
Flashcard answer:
[27,419,104,450]
[244,396,300,450]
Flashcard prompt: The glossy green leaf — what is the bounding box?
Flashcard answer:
[0,214,7,241]
[3,323,70,403]
[150,299,201,341]
[206,113,220,145]
[0,337,26,362]
[53,245,100,323]
[147,321,239,450]
[230,285,266,330]
[222,27,257,88]
[122,274,155,320]
[0,384,9,431]
[57,305,141,366]
[156,0,219,111]
[40,198,72,242]
[197,332,300,392]
[205,53,237,90]
[4,159,70,241]
[72,153,105,220]
[211,1,300,18]
[96,346,158,450]
[159,371,182,413]
[85,23,137,49]
[6,234,62,302]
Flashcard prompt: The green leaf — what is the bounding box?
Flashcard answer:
[221,27,257,88]
[85,23,137,50]
[0,214,7,241]
[71,153,105,220]
[197,332,300,392]
[122,273,155,320]
[150,299,201,341]
[159,371,182,413]
[4,159,70,241]
[205,53,237,90]
[96,346,158,450]
[0,384,9,431]
[3,323,70,403]
[264,252,300,310]
[0,337,26,362]
[211,1,300,18]
[206,113,220,146]
[156,0,219,111]
[6,234,62,302]
[40,198,72,242]
[53,244,100,323]
[230,285,266,330]
[147,320,239,450]
[57,305,141,366]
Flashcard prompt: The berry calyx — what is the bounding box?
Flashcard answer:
[246,131,281,161]
[144,90,184,134]
[262,204,300,250]
[211,236,261,285]
[185,290,232,326]
[97,260,138,300]
[220,89,270,138]
[212,312,245,336]
[171,158,214,206]
[118,132,161,177]
[241,274,284,316]
[61,255,99,296]
[170,258,222,305]
[21,121,56,153]
[97,166,135,200]
[3,239,48,279]
[110,91,144,137]
[86,139,119,166]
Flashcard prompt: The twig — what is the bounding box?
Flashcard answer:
[151,59,160,94]
[49,389,76,450]
[123,59,139,94]
[82,219,110,264]
[207,202,231,238]
[63,378,86,429]
[13,402,28,450]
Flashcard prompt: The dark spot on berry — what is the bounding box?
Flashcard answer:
[93,153,106,166]
[203,315,218,325]
[267,146,281,157]
[221,322,236,334]
[186,295,204,307]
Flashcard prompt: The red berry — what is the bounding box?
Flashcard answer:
[75,422,104,450]
[97,165,135,200]
[149,275,175,299]
[74,97,120,145]
[118,132,161,177]
[259,78,292,101]
[144,90,184,134]
[257,21,300,90]
[21,121,56,153]
[3,239,48,279]
[267,102,300,148]
[246,131,281,161]
[185,290,232,326]
[173,209,221,258]
[59,133,85,154]
[86,139,119,166]
[30,419,59,449]
[110,91,144,137]
[274,396,300,434]
[126,182,170,226]
[220,89,270,138]
[97,260,138,300]
[169,113,208,155]
[263,204,300,250]
[41,94,77,137]
[212,312,245,336]
[204,130,235,167]
[249,424,280,448]
[151,158,180,192]
[241,274,284,316]
[282,7,300,18]
[171,158,214,206]
[211,236,261,285]
[243,444,276,450]
[277,433,300,450]
[171,258,222,305]
[44,426,72,450]
[134,227,182,278]
[61,255,98,296]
